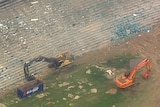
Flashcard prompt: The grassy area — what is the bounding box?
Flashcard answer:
[104,53,137,69]
[0,53,143,107]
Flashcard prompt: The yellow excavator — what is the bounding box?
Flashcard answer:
[24,52,74,81]
[55,52,74,68]
[115,58,151,88]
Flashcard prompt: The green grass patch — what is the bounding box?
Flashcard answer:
[0,61,141,107]
[104,53,137,69]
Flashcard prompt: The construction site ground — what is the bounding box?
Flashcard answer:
[0,24,160,107]
[76,24,160,107]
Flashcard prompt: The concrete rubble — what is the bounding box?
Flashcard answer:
[86,69,92,74]
[105,88,117,94]
[90,88,97,93]
[58,82,70,87]
[74,95,80,100]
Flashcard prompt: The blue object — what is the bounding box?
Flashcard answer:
[17,80,44,98]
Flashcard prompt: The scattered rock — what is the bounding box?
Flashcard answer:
[93,65,115,78]
[80,78,88,84]
[77,81,82,84]
[67,86,75,90]
[46,102,55,105]
[31,19,39,21]
[58,82,70,87]
[74,95,80,99]
[105,88,117,94]
[133,13,137,16]
[63,97,67,100]
[82,89,86,93]
[78,85,83,89]
[126,29,131,34]
[126,42,129,45]
[31,1,38,5]
[68,93,74,98]
[36,93,45,98]
[86,69,91,74]
[36,92,49,98]
[0,24,3,27]
[88,83,93,86]
[69,103,73,106]
[0,103,6,107]
[91,88,97,93]
[106,69,114,76]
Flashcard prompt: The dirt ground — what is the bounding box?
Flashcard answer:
[75,24,160,107]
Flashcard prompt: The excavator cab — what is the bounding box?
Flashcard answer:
[56,52,74,68]
[115,58,151,88]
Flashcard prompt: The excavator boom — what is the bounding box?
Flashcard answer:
[115,58,151,88]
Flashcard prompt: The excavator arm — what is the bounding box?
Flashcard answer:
[128,58,150,80]
[24,56,60,81]
[115,58,151,88]
[24,52,74,81]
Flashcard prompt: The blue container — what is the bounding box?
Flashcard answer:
[17,80,44,98]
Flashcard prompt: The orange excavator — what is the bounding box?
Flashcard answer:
[115,58,151,88]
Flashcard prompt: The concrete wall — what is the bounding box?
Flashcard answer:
[0,0,160,90]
